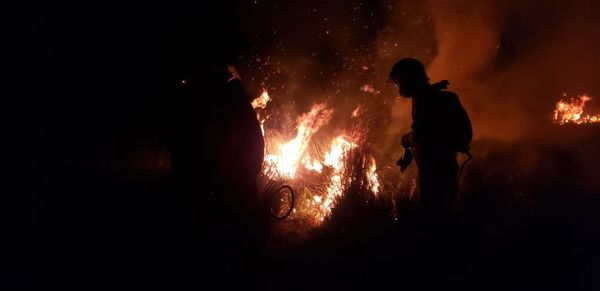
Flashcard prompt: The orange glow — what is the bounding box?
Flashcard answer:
[553,93,600,125]
[360,84,376,94]
[351,106,361,118]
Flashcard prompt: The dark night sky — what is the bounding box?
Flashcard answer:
[16,0,600,144]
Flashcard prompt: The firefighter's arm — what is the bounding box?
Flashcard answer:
[397,132,415,172]
[396,147,413,172]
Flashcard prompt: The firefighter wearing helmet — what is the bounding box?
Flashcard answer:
[389,58,472,249]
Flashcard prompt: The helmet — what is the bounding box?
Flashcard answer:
[388,58,429,84]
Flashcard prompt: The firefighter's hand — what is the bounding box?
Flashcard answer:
[396,148,413,172]
[401,132,415,148]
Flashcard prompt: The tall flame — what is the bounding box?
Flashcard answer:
[316,136,356,221]
[553,93,600,125]
[264,103,333,178]
[366,157,380,195]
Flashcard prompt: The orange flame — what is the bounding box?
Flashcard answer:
[554,93,600,125]
[366,156,380,195]
[253,89,383,227]
[264,103,333,179]
[302,156,323,173]
[315,135,356,221]
[252,89,271,109]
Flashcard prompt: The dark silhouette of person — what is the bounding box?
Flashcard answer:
[169,63,267,286]
[172,65,269,288]
[389,58,472,257]
[206,66,268,263]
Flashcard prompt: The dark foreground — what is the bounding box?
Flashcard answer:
[22,137,600,291]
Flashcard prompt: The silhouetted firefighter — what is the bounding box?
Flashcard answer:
[389,58,472,254]
[169,64,267,285]
[211,66,268,259]
[205,66,268,280]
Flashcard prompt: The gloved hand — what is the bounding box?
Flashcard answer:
[396,147,413,172]
[401,132,415,148]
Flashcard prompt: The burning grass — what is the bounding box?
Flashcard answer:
[554,93,600,125]
[252,89,402,240]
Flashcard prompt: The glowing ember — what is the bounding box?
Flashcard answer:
[351,106,361,118]
[553,93,600,125]
[227,65,241,82]
[360,84,376,94]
